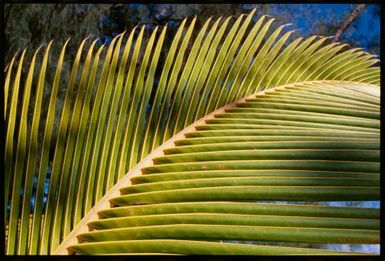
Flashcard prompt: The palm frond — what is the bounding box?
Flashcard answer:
[4,9,379,255]
[63,81,379,255]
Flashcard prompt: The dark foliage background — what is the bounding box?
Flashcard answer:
[5,4,380,62]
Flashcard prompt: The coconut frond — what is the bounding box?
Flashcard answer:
[4,10,379,255]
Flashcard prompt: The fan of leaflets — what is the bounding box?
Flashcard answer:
[4,10,379,255]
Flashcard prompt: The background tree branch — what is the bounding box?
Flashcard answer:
[333,4,366,42]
